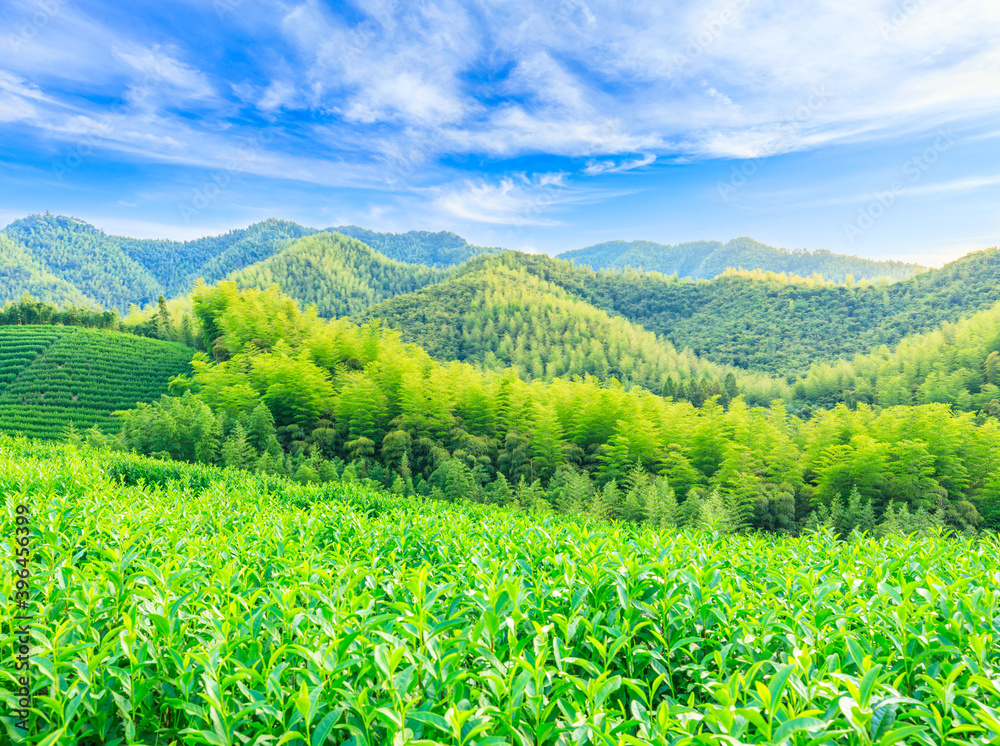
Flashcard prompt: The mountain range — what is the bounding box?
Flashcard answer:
[558,237,926,282]
[2,213,927,313]
[0,214,502,312]
[2,212,1000,414]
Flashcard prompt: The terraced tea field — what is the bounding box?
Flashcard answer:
[1,436,998,745]
[0,326,192,439]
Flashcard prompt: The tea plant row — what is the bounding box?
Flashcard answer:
[0,327,191,439]
[0,437,998,745]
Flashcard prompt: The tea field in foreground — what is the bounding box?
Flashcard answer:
[1,436,999,745]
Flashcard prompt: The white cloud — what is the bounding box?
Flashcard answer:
[3,0,1000,235]
[583,154,656,175]
[434,175,569,226]
[114,46,215,104]
[0,70,71,124]
[431,171,635,226]
[258,80,297,112]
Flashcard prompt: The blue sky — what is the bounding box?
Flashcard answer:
[1,0,998,264]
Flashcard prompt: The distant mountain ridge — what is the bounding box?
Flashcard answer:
[0,214,505,311]
[357,245,1000,380]
[228,233,448,318]
[328,226,505,266]
[558,236,926,282]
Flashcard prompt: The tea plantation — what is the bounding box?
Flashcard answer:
[1,436,999,745]
[0,327,192,439]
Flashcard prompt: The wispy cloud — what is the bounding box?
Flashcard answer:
[6,1,1000,172]
[584,154,657,175]
[1,0,999,252]
[433,174,570,226]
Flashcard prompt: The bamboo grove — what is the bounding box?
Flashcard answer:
[112,282,1000,534]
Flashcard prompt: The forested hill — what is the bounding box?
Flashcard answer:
[327,226,505,266]
[1,214,312,310]
[357,253,789,406]
[0,234,94,308]
[572,246,1000,374]
[2,215,164,310]
[558,236,925,282]
[0,214,504,311]
[360,246,1000,379]
[227,233,448,318]
[121,219,315,295]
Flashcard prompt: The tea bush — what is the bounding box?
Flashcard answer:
[1,436,998,745]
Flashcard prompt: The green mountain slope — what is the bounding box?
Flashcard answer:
[559,236,925,282]
[1,214,314,308]
[3,215,164,310]
[0,234,95,308]
[798,298,1000,412]
[328,225,505,266]
[228,232,449,318]
[352,245,1000,387]
[118,218,316,296]
[484,248,998,376]
[0,326,192,438]
[123,281,1000,532]
[358,253,789,405]
[0,215,506,311]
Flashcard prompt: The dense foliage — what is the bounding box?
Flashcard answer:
[357,260,783,405]
[120,218,316,296]
[330,225,506,266]
[229,233,448,319]
[2,437,999,744]
[2,215,164,310]
[558,236,925,282]
[0,295,118,329]
[0,326,192,438]
[446,249,1000,376]
[0,235,93,309]
[799,300,1000,413]
[112,283,1000,533]
[11,214,998,387]
[0,215,506,312]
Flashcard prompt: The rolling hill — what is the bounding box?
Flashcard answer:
[6,213,1000,413]
[798,297,1000,412]
[328,225,505,266]
[1,214,311,310]
[355,246,1000,389]
[559,236,925,282]
[475,247,1000,376]
[0,214,508,311]
[0,326,192,438]
[357,253,790,405]
[227,232,450,318]
[0,234,94,308]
